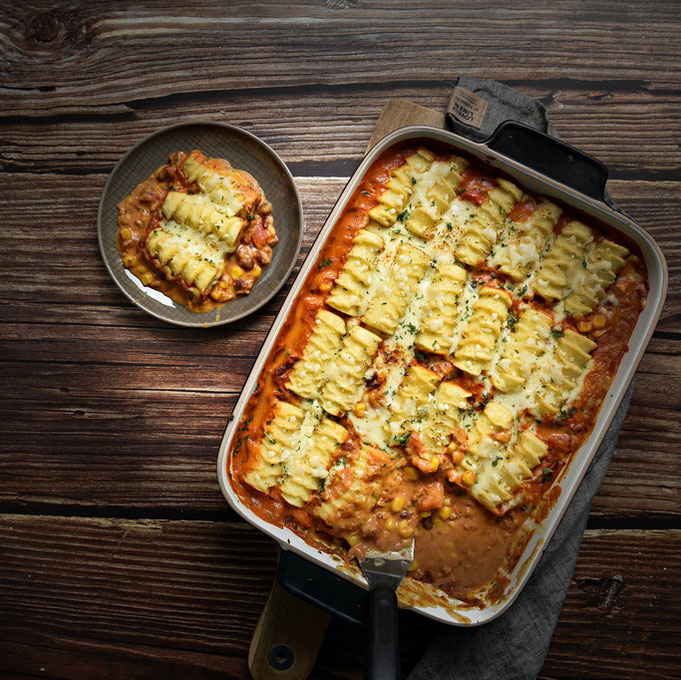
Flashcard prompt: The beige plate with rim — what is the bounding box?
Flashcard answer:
[97,121,303,327]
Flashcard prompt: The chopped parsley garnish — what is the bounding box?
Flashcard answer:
[542,467,554,482]
[318,258,332,269]
[555,405,577,422]
[551,328,564,339]
[398,209,411,222]
[395,432,411,446]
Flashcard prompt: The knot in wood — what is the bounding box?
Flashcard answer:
[29,13,60,43]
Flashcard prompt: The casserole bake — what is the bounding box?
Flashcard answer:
[97,121,303,328]
[217,125,666,625]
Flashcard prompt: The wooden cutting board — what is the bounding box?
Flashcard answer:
[248,98,447,680]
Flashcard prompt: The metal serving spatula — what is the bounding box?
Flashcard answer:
[360,541,415,680]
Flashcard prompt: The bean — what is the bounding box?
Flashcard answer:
[236,245,254,270]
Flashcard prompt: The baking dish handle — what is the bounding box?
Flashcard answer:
[485,120,609,203]
[277,548,368,626]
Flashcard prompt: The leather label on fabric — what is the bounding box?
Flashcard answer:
[447,86,489,129]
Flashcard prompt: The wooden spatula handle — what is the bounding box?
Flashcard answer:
[249,577,331,680]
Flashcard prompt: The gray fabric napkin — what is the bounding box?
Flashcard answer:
[409,76,636,680]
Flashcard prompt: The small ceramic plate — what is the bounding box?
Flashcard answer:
[98,121,303,327]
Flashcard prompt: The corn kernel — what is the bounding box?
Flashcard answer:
[141,272,154,286]
[405,466,418,481]
[446,442,458,455]
[419,511,431,518]
[391,496,405,513]
[124,255,136,267]
[433,518,444,528]
[347,534,359,546]
[368,391,382,408]
[385,517,395,531]
[120,228,132,241]
[578,320,591,333]
[231,265,243,278]
[397,519,413,538]
[430,456,440,472]
[407,559,419,572]
[353,402,367,417]
[462,470,477,486]
[593,313,606,328]
[438,506,452,520]
[593,329,606,337]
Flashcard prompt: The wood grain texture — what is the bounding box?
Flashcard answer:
[0,84,679,180]
[2,1,680,677]
[0,337,679,521]
[2,1,681,115]
[0,176,680,519]
[1,175,680,328]
[0,516,678,679]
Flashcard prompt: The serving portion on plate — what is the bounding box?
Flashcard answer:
[98,122,303,327]
[117,149,277,313]
[225,139,648,607]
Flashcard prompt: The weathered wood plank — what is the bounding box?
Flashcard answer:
[0,173,679,516]
[2,86,678,178]
[1,339,679,519]
[541,529,681,678]
[1,176,680,331]
[2,1,681,118]
[0,516,678,678]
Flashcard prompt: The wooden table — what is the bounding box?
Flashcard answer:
[1,2,680,678]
